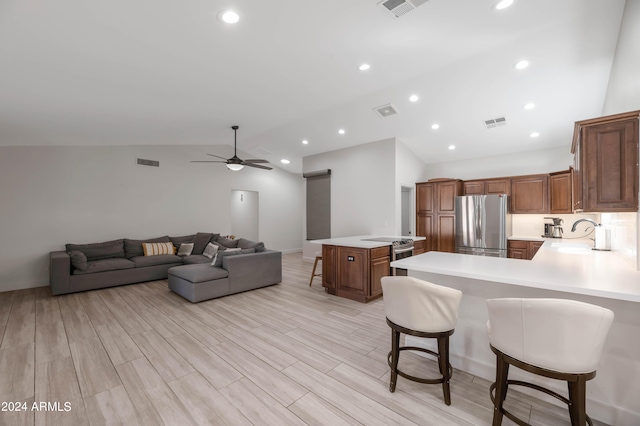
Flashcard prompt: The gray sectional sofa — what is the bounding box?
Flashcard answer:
[49,232,282,302]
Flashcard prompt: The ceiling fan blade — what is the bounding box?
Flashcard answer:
[207,154,228,160]
[190,160,227,163]
[244,163,272,170]
[243,159,269,163]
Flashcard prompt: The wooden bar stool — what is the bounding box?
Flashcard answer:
[309,253,322,286]
[487,298,614,426]
[381,276,462,405]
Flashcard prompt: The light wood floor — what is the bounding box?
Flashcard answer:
[0,253,606,425]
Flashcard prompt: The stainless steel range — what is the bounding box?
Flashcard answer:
[361,237,414,275]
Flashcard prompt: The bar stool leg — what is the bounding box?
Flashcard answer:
[309,256,321,286]
[389,328,400,392]
[568,377,588,426]
[492,352,510,426]
[437,336,452,405]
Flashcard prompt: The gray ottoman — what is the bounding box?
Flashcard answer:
[168,264,230,302]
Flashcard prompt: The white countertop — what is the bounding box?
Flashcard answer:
[391,240,640,303]
[311,235,425,249]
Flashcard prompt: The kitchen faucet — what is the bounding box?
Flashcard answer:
[570,219,611,251]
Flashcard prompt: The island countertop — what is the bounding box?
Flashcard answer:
[391,239,640,303]
[311,235,425,249]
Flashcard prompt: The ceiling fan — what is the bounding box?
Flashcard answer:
[191,125,272,171]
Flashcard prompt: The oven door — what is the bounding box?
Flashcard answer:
[392,245,414,276]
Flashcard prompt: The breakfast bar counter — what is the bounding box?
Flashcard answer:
[391,240,640,425]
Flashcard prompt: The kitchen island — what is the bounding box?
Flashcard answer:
[391,240,640,425]
[311,236,425,303]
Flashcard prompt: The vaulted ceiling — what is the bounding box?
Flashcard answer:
[0,0,627,172]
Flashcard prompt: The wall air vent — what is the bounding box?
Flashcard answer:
[378,0,429,18]
[484,116,507,129]
[136,158,160,167]
[250,146,273,157]
[374,103,399,118]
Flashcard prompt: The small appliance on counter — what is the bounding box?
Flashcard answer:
[543,217,563,238]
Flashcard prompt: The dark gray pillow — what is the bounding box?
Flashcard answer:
[216,236,239,248]
[192,233,219,255]
[65,239,125,261]
[170,234,195,247]
[124,236,169,259]
[236,238,266,252]
[213,248,255,267]
[67,250,88,271]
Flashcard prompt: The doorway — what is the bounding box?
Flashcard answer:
[231,190,259,241]
[401,186,414,237]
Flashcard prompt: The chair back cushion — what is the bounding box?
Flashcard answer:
[487,298,614,373]
[381,276,462,333]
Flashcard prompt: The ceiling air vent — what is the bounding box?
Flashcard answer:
[484,116,507,129]
[136,158,159,167]
[250,146,273,157]
[378,0,429,18]
[374,103,399,118]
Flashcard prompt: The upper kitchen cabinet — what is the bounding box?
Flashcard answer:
[463,178,510,196]
[510,174,549,214]
[416,179,463,253]
[549,170,573,214]
[572,110,639,212]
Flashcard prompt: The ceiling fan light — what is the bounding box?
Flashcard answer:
[226,163,244,171]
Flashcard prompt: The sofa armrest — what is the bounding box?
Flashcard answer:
[222,249,282,292]
[50,251,71,296]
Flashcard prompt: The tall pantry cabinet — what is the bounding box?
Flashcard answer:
[416,179,463,253]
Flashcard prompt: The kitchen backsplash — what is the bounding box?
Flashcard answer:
[511,213,601,240]
[601,212,638,270]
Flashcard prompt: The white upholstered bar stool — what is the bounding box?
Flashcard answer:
[381,276,462,405]
[487,298,614,426]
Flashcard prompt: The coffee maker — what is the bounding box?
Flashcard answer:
[543,217,563,238]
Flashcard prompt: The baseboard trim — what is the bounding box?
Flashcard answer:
[0,279,48,293]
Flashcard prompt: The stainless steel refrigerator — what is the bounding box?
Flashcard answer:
[455,194,511,257]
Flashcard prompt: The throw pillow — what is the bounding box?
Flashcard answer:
[202,242,219,259]
[216,235,239,248]
[212,248,255,267]
[124,236,170,259]
[170,234,195,247]
[176,243,194,256]
[142,242,175,256]
[67,250,88,271]
[192,233,218,255]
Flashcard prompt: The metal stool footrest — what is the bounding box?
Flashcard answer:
[387,346,453,385]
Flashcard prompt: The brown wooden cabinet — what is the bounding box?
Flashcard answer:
[510,174,549,214]
[549,171,573,214]
[572,110,639,212]
[463,178,510,196]
[413,240,426,255]
[416,180,463,253]
[507,240,543,260]
[322,244,389,303]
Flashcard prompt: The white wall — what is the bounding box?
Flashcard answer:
[423,146,574,181]
[395,140,429,236]
[603,0,640,115]
[0,145,303,292]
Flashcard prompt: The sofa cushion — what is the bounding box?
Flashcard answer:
[142,242,176,256]
[131,254,182,268]
[124,236,170,259]
[182,255,210,264]
[236,238,266,252]
[170,234,195,247]
[213,248,255,267]
[73,258,136,275]
[169,264,229,283]
[66,239,125,261]
[192,233,219,255]
[216,236,238,248]
[202,243,219,259]
[176,243,194,256]
[67,250,88,271]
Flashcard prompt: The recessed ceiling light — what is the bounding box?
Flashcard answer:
[338,129,345,135]
[530,132,540,138]
[493,0,514,10]
[358,63,371,71]
[409,94,419,102]
[218,10,240,24]
[302,139,309,145]
[523,103,536,110]
[514,59,530,70]
[448,145,456,150]
[431,123,440,130]
[280,159,290,164]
